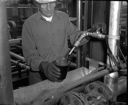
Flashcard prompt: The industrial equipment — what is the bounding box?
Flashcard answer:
[0,0,127,105]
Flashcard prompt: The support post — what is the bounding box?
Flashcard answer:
[0,1,14,104]
[77,0,82,67]
[106,1,121,102]
[108,1,121,60]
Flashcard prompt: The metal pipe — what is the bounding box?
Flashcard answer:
[11,59,30,70]
[33,69,109,105]
[82,0,89,67]
[0,1,14,104]
[10,51,25,62]
[9,38,22,44]
[107,1,121,64]
[106,1,121,102]
[77,0,82,68]
[61,69,109,92]
[77,0,82,30]
[34,70,127,105]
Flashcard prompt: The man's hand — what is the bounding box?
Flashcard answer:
[39,61,61,82]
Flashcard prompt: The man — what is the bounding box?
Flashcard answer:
[22,0,89,84]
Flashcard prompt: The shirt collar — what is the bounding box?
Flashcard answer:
[37,11,55,22]
[41,15,53,22]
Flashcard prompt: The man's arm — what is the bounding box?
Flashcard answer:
[22,21,43,71]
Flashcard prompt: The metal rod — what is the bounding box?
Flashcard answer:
[77,0,82,30]
[9,38,22,44]
[0,1,14,104]
[10,51,25,62]
[77,0,82,68]
[11,59,30,70]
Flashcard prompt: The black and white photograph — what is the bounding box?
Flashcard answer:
[0,0,127,105]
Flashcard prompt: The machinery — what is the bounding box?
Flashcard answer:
[0,0,127,105]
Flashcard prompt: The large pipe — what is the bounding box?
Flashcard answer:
[33,70,127,105]
[106,1,121,102]
[0,1,14,104]
[107,1,121,63]
[33,69,109,105]
[76,0,82,68]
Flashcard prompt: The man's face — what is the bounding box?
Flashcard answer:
[39,2,56,17]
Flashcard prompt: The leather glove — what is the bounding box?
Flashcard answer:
[39,61,61,82]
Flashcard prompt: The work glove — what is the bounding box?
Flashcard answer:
[39,61,61,82]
